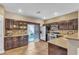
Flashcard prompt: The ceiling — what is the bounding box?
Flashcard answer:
[2,3,79,20]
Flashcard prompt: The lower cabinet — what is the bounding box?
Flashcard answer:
[18,35,28,47]
[48,43,67,55]
[4,35,28,50]
[18,36,24,47]
[23,35,28,45]
[4,37,13,50]
[13,37,18,48]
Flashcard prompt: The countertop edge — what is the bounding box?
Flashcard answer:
[48,42,67,49]
[4,34,28,37]
[66,37,79,41]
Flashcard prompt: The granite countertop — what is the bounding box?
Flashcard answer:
[48,33,78,49]
[48,37,68,49]
[5,34,28,37]
[64,33,79,40]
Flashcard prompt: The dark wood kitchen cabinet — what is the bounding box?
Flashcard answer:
[18,36,24,47]
[4,37,13,50]
[23,35,28,45]
[17,36,27,47]
[12,37,18,48]
[5,19,14,30]
[18,35,28,47]
[4,35,28,50]
[48,43,67,55]
[50,18,78,30]
[5,18,28,50]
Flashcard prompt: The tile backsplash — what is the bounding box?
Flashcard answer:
[5,30,27,36]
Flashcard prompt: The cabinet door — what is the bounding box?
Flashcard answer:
[5,19,10,29]
[13,37,18,48]
[5,19,14,29]
[59,22,64,30]
[13,21,18,29]
[4,37,13,50]
[17,36,21,47]
[73,19,78,30]
[18,36,24,47]
[23,35,28,45]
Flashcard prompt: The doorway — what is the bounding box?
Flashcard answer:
[27,24,40,42]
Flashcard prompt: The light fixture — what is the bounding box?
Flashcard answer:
[18,9,22,13]
[54,12,59,16]
[43,16,46,19]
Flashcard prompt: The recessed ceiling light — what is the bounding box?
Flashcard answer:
[43,16,46,19]
[54,12,59,16]
[18,9,22,13]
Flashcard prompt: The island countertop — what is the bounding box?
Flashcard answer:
[48,37,68,49]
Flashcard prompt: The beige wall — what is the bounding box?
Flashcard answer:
[0,5,5,16]
[44,11,78,24]
[5,11,44,25]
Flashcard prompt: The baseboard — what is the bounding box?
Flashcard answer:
[40,39,46,42]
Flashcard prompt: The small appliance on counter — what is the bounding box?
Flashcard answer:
[48,31,62,41]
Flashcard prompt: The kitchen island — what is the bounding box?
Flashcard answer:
[48,37,68,55]
[48,32,79,55]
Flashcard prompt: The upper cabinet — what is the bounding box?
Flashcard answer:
[17,21,27,30]
[5,19,14,30]
[5,19,27,30]
[5,19,28,36]
[50,19,78,30]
